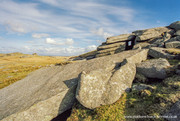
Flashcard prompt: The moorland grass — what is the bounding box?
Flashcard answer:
[0,53,69,89]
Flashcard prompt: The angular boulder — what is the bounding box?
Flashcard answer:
[136,58,170,79]
[76,60,136,109]
[0,49,146,121]
[165,41,180,48]
[133,27,174,41]
[169,21,180,31]
[148,47,176,59]
[76,49,148,109]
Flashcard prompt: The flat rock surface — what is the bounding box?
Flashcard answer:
[97,42,125,50]
[0,49,144,120]
[106,34,135,44]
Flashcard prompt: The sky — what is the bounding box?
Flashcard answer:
[0,0,179,56]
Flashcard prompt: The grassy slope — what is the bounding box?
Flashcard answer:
[67,59,180,121]
[0,53,69,89]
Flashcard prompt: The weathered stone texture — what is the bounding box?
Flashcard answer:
[136,58,170,79]
[106,34,135,44]
[148,47,175,59]
[76,49,148,109]
[133,27,174,41]
[165,41,180,48]
[169,21,180,31]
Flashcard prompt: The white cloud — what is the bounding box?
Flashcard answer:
[45,38,57,44]
[45,38,74,46]
[0,0,155,56]
[86,45,97,52]
[91,28,114,39]
[32,33,49,39]
[66,38,74,45]
[5,21,27,33]
[0,0,142,36]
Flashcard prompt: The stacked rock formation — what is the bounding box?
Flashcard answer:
[95,21,180,58]
[96,34,135,57]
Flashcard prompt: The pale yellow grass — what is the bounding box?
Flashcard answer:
[0,53,70,89]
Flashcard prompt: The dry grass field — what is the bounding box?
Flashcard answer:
[0,52,70,89]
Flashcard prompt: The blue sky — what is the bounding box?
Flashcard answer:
[0,0,179,56]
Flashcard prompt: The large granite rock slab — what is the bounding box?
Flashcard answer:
[0,49,145,121]
[148,47,176,59]
[76,60,136,109]
[169,21,180,31]
[133,27,174,41]
[164,100,180,121]
[106,34,135,44]
[136,58,170,79]
[76,49,148,109]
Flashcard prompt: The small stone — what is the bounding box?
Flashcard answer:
[132,84,155,92]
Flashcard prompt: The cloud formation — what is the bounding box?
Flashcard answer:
[32,33,49,39]
[91,28,114,39]
[0,0,165,56]
[45,38,74,46]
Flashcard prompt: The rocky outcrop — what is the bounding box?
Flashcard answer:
[95,25,175,58]
[0,49,146,121]
[95,34,136,57]
[136,58,170,79]
[169,21,180,31]
[133,27,174,41]
[76,49,148,109]
[69,22,178,59]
